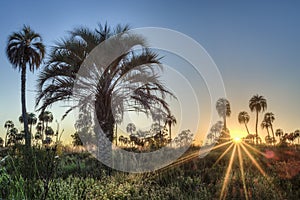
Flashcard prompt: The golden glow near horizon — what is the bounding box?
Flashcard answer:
[233,137,242,143]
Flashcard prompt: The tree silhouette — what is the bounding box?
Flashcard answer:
[263,112,276,144]
[19,112,37,139]
[164,114,177,140]
[6,25,45,147]
[38,111,53,140]
[249,95,267,144]
[4,120,14,147]
[216,98,231,132]
[36,23,174,167]
[238,111,250,135]
[261,119,272,144]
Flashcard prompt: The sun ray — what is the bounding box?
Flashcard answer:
[242,141,266,157]
[240,143,267,177]
[220,144,237,200]
[237,144,249,200]
[213,143,234,167]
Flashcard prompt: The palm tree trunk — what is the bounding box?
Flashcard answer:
[223,116,227,131]
[255,111,258,144]
[21,67,30,147]
[5,128,9,147]
[270,125,275,140]
[244,123,250,135]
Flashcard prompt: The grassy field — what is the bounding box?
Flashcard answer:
[0,143,299,200]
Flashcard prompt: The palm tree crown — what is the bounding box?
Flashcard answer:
[238,111,250,135]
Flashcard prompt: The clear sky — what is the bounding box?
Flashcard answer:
[0,0,300,144]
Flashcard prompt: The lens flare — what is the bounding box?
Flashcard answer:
[233,137,242,144]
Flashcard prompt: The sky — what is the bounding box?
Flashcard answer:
[0,0,300,144]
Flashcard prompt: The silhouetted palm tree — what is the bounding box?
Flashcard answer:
[36,23,174,167]
[294,130,300,144]
[164,114,177,140]
[4,120,14,147]
[261,120,271,144]
[238,111,250,135]
[275,128,284,143]
[38,111,53,139]
[19,112,38,137]
[0,137,3,147]
[249,95,267,144]
[6,25,45,147]
[264,112,275,143]
[216,98,231,132]
[126,123,136,135]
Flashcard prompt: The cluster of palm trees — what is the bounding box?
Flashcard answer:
[116,122,192,149]
[1,111,56,147]
[206,95,299,146]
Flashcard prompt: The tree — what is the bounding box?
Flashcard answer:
[249,94,267,144]
[6,25,45,147]
[261,120,271,144]
[294,130,300,144]
[264,112,275,143]
[238,111,250,135]
[216,98,231,132]
[36,23,174,168]
[38,111,53,140]
[71,132,83,146]
[275,128,284,141]
[126,123,136,135]
[19,112,37,136]
[7,127,18,146]
[4,120,14,147]
[164,114,177,140]
[0,137,3,148]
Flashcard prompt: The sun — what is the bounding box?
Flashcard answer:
[233,137,242,143]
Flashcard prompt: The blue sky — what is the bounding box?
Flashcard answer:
[0,0,300,143]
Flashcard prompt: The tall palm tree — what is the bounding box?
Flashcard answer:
[36,23,174,167]
[216,98,231,132]
[249,95,267,144]
[6,25,45,147]
[4,120,14,147]
[264,112,275,142]
[238,111,250,135]
[164,114,177,140]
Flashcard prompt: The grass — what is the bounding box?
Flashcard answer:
[0,144,299,199]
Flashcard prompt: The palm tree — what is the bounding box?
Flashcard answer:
[275,129,284,143]
[261,120,271,144]
[4,120,14,146]
[249,95,267,144]
[238,111,250,135]
[38,111,53,139]
[6,25,45,147]
[216,98,231,132]
[264,112,275,143]
[19,113,37,136]
[0,137,4,148]
[294,130,300,144]
[36,23,174,167]
[164,114,177,140]
[126,123,136,135]
[7,127,18,146]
